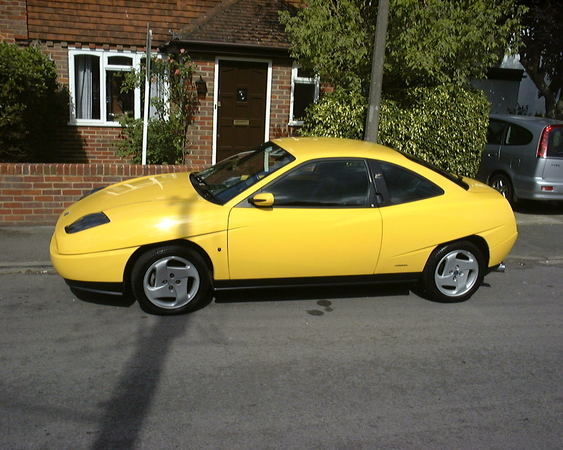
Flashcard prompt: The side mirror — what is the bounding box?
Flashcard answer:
[249,192,274,207]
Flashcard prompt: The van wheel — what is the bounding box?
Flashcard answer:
[421,241,485,303]
[131,245,212,315]
[489,173,515,204]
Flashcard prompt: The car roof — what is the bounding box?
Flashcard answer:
[272,137,406,163]
[490,114,563,129]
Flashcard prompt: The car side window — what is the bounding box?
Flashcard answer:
[505,124,533,146]
[379,162,443,205]
[487,120,507,145]
[266,159,371,207]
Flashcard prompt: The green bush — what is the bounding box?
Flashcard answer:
[0,42,68,162]
[300,86,489,177]
[116,52,198,164]
[379,86,490,177]
[116,115,188,165]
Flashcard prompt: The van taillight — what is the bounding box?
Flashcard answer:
[536,125,552,158]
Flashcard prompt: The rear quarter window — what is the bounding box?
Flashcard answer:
[547,126,563,158]
[379,162,444,205]
[505,124,533,146]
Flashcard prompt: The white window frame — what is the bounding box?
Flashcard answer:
[68,48,143,126]
[289,64,320,126]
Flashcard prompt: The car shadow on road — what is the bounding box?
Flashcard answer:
[214,283,411,304]
[513,200,563,215]
[70,283,413,310]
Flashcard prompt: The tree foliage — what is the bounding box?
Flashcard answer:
[0,42,68,162]
[116,51,198,164]
[279,0,525,174]
[301,86,489,177]
[518,0,563,118]
[280,0,525,93]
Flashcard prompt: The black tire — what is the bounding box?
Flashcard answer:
[489,173,516,204]
[421,241,485,303]
[130,245,212,315]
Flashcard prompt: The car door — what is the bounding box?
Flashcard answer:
[227,158,383,280]
[500,122,535,192]
[479,119,507,178]
[372,160,450,274]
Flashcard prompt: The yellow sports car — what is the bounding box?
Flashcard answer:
[50,137,518,315]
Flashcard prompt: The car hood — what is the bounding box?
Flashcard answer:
[54,172,227,255]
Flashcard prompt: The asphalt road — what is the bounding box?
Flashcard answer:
[1,206,562,449]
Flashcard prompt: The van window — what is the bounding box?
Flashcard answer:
[487,120,507,145]
[547,126,563,158]
[505,124,533,146]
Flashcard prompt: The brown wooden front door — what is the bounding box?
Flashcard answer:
[216,60,268,162]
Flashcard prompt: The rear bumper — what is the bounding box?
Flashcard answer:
[516,179,563,201]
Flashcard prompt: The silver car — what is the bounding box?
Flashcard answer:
[477,114,563,203]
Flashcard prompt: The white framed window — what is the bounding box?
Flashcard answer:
[289,65,320,126]
[68,49,143,126]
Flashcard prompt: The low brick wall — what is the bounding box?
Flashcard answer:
[0,163,193,226]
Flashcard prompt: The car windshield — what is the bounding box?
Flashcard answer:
[190,142,295,204]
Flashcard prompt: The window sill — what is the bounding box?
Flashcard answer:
[288,121,304,127]
[68,120,124,127]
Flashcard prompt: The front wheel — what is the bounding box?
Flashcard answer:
[130,245,212,315]
[421,241,485,303]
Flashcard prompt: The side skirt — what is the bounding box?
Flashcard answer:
[214,273,420,292]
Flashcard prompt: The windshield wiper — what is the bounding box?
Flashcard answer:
[191,173,209,186]
[190,173,219,204]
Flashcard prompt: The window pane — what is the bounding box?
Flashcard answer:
[547,127,563,157]
[268,160,370,207]
[108,56,133,66]
[293,83,316,121]
[487,120,506,145]
[74,55,100,119]
[505,124,533,145]
[380,162,443,205]
[106,70,134,121]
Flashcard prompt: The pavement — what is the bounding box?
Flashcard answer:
[0,225,54,274]
[1,202,562,274]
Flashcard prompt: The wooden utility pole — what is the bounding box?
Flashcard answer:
[364,0,389,143]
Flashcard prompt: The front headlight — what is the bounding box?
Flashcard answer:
[65,212,110,234]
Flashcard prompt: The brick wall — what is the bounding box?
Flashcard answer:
[0,163,196,226]
[270,58,295,139]
[189,57,215,166]
[0,0,28,43]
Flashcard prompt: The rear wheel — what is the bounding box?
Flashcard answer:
[421,241,485,303]
[489,173,515,204]
[131,245,212,315]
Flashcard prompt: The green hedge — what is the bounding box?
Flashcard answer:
[0,43,68,162]
[300,85,490,177]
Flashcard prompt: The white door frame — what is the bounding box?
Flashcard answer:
[212,56,272,164]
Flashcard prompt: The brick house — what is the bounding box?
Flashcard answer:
[1,0,317,169]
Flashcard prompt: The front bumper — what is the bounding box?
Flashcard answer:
[65,279,124,296]
[50,234,137,283]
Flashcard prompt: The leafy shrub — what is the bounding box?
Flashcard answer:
[379,86,490,177]
[300,86,489,177]
[0,42,68,162]
[300,88,366,139]
[116,52,198,164]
